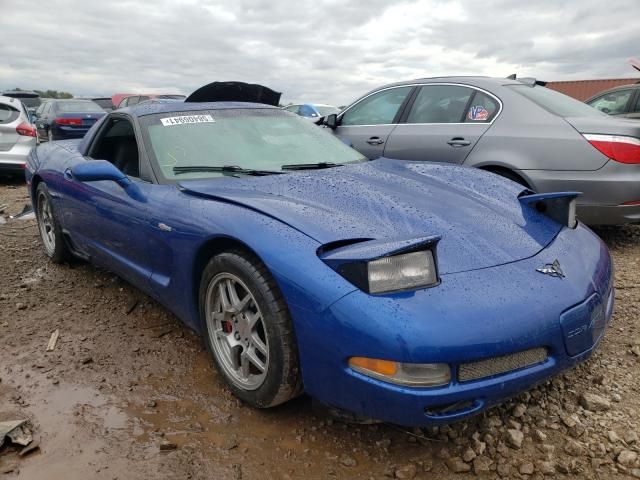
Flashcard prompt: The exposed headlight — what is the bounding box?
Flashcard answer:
[349,357,451,387]
[368,251,438,294]
[519,192,579,229]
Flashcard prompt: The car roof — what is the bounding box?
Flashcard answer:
[349,76,523,103]
[123,101,279,117]
[585,83,640,100]
[2,90,39,97]
[0,95,26,107]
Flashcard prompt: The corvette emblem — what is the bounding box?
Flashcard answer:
[536,259,565,278]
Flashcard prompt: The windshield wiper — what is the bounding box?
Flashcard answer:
[173,165,284,176]
[280,162,340,171]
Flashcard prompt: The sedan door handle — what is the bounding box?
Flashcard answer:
[447,137,471,147]
[366,137,385,146]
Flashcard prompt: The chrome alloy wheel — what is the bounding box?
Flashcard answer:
[37,192,56,255]
[205,273,269,390]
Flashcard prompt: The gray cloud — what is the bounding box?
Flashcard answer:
[1,0,638,106]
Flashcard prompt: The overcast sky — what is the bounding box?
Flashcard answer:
[1,0,639,105]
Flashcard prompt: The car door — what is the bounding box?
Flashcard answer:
[332,86,414,159]
[383,84,500,164]
[60,115,156,288]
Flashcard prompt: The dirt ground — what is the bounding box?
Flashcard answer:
[1,177,639,480]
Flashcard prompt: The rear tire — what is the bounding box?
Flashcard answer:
[487,168,530,188]
[199,251,302,408]
[35,183,70,263]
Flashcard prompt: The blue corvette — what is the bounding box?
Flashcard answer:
[25,86,614,426]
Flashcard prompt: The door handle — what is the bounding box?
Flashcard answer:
[447,137,471,147]
[366,137,384,146]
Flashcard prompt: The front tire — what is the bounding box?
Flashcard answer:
[35,183,70,263]
[200,251,302,408]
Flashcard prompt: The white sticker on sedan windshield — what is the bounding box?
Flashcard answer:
[160,114,215,126]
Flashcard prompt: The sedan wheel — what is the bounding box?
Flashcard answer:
[206,273,269,390]
[200,251,302,407]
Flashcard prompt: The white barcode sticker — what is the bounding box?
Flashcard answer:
[160,114,215,126]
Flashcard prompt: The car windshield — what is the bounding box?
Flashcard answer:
[56,100,102,112]
[508,85,606,118]
[315,105,340,116]
[93,98,114,109]
[142,108,366,180]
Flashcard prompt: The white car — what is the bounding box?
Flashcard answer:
[0,95,36,174]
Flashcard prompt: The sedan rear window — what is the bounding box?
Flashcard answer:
[56,101,103,112]
[0,104,20,124]
[508,85,606,118]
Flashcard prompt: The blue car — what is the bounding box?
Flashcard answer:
[25,91,614,426]
[33,99,106,142]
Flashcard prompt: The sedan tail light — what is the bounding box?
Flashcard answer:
[16,122,37,137]
[583,134,640,164]
[55,118,82,125]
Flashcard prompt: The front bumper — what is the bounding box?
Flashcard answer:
[293,224,614,426]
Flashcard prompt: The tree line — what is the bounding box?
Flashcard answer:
[10,87,74,99]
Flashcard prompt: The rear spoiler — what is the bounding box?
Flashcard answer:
[185,81,281,106]
[506,74,547,87]
[519,191,581,228]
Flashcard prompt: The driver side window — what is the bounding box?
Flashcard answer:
[89,118,140,178]
[341,86,412,126]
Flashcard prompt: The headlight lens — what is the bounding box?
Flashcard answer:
[349,357,451,387]
[368,250,438,294]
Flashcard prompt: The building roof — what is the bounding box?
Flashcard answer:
[546,78,640,101]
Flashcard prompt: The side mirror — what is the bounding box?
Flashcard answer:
[70,160,130,187]
[324,113,338,129]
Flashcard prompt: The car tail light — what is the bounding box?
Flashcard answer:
[55,118,82,125]
[16,122,36,137]
[583,134,640,164]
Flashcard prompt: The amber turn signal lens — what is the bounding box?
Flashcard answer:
[349,357,398,376]
[349,357,451,387]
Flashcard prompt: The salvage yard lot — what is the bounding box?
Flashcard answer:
[1,179,639,479]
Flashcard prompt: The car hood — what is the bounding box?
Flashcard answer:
[179,159,562,275]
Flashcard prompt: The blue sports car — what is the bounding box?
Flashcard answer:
[25,84,614,427]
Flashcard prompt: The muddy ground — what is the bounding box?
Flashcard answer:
[0,177,639,480]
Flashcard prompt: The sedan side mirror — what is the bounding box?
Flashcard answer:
[70,160,130,188]
[324,113,338,129]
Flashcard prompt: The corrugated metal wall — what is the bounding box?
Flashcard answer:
[546,78,640,101]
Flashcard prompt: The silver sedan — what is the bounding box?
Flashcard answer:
[324,77,640,225]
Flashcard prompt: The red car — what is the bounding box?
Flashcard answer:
[112,93,185,109]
